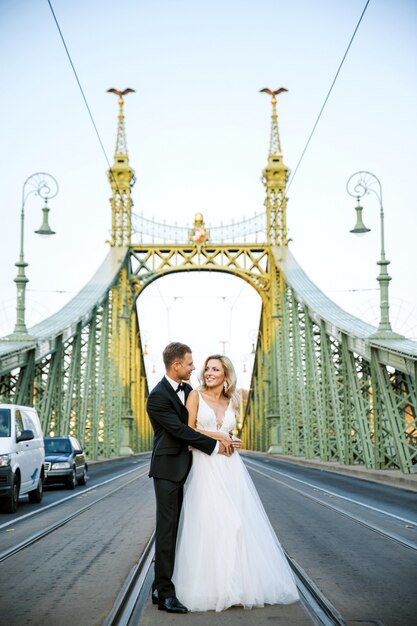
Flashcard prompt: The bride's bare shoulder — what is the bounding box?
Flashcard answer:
[186,389,200,405]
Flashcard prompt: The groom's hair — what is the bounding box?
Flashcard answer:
[163,342,192,368]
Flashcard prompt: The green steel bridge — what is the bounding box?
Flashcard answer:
[1,92,416,475]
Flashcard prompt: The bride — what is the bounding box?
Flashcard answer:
[172,354,299,612]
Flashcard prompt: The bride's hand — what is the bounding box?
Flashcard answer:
[218,440,233,456]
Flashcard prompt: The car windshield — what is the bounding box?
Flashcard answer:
[45,438,71,454]
[0,409,11,437]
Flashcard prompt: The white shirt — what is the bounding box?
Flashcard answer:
[165,374,185,404]
[164,375,219,455]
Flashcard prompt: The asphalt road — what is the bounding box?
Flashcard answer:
[0,452,416,626]
[244,454,417,626]
[0,455,154,626]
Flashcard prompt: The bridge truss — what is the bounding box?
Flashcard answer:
[0,91,416,473]
[243,248,417,473]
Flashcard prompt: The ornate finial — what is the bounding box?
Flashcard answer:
[189,213,209,246]
[107,88,135,155]
[107,88,135,106]
[259,87,288,105]
[260,87,287,155]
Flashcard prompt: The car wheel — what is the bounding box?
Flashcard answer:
[3,475,19,513]
[78,467,88,486]
[67,468,77,490]
[28,476,43,503]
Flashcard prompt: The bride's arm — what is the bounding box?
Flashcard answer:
[186,391,232,444]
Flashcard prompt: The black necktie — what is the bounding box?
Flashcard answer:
[176,382,186,393]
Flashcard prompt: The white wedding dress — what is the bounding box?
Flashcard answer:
[172,392,299,612]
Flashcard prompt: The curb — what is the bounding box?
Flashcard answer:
[247,452,417,493]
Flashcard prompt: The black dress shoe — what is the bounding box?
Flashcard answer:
[158,596,188,613]
[151,590,158,605]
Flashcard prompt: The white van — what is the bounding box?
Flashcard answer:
[0,404,45,513]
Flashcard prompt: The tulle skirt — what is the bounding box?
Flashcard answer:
[172,449,299,612]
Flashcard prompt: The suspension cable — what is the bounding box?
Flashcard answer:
[47,0,124,199]
[287,0,371,191]
[48,0,370,204]
[47,0,114,170]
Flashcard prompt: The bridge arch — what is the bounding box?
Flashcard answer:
[134,265,263,382]
[129,243,270,303]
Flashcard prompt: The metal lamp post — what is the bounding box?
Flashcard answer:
[346,170,403,340]
[8,172,58,341]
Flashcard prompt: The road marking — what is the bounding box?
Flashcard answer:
[0,468,150,563]
[244,461,417,552]
[244,457,417,526]
[0,462,149,531]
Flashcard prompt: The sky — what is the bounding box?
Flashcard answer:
[0,0,416,390]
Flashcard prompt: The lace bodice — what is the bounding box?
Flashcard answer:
[196,391,236,434]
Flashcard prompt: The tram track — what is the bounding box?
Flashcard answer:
[244,457,417,554]
[0,463,150,564]
[3,454,413,624]
[288,556,345,626]
[0,459,150,532]
[104,532,155,626]
[103,535,345,626]
[104,455,417,625]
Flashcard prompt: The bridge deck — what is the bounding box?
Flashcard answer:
[139,593,313,625]
[2,454,416,625]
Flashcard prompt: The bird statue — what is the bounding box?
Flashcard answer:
[259,87,288,104]
[107,88,135,105]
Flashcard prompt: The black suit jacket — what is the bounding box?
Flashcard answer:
[146,377,216,482]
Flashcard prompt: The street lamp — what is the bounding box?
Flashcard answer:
[8,172,58,341]
[219,339,228,354]
[346,170,403,340]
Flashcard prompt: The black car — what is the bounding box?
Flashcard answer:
[44,436,88,489]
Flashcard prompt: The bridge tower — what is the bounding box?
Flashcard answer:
[261,89,289,453]
[107,88,136,247]
[107,89,144,455]
[262,87,289,247]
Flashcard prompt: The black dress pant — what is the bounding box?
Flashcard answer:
[153,477,184,599]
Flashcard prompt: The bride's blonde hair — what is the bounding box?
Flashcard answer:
[198,354,240,413]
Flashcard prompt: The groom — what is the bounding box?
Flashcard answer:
[146,342,233,614]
